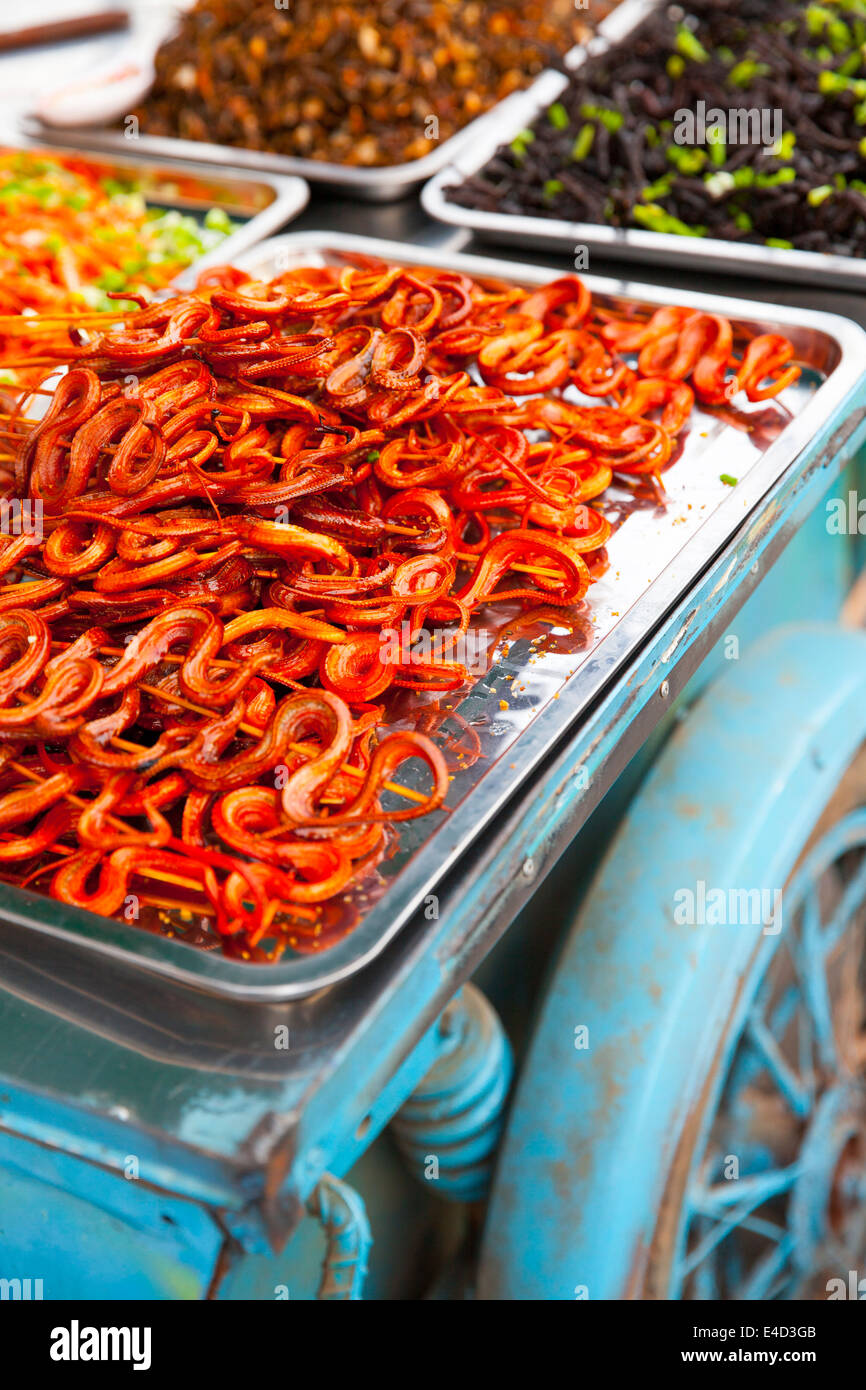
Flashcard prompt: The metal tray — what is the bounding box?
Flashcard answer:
[1,232,864,1002]
[4,136,309,271]
[18,24,542,205]
[421,0,866,292]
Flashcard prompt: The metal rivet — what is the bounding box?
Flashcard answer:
[522,857,536,879]
[751,561,760,575]
[659,680,670,699]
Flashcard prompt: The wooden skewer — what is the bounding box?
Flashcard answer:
[465,549,570,578]
[0,361,74,370]
[133,868,205,893]
[136,680,428,806]
[128,892,207,915]
[9,759,130,834]
[0,387,55,399]
[49,639,305,690]
[379,521,580,579]
[0,311,125,328]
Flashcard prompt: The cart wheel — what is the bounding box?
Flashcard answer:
[478,624,866,1301]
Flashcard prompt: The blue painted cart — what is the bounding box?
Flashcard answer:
[3,193,866,1302]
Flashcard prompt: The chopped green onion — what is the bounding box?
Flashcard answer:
[675,24,710,63]
[509,129,535,162]
[667,145,706,175]
[571,124,595,161]
[727,59,771,87]
[708,130,727,166]
[771,131,796,160]
[203,207,233,233]
[579,103,623,133]
[642,173,675,200]
[720,474,738,487]
[632,203,706,236]
[755,167,797,187]
[548,103,569,131]
[818,70,866,96]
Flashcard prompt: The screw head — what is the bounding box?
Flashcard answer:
[522,857,536,879]
[660,679,670,699]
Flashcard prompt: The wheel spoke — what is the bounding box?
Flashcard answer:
[822,853,866,956]
[691,1165,800,1215]
[680,1207,785,1281]
[798,888,839,1072]
[746,1015,812,1117]
[682,1170,796,1280]
[738,1235,795,1301]
[672,811,866,1301]
[693,1222,720,1300]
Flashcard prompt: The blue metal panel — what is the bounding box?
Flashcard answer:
[479,623,866,1300]
[0,1133,223,1299]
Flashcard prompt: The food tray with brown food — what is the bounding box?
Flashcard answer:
[23,0,599,201]
[0,232,861,1001]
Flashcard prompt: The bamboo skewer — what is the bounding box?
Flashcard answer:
[379,521,580,580]
[0,311,126,328]
[136,680,428,806]
[49,639,303,687]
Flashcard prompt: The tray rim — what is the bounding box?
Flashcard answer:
[420,0,866,291]
[2,230,865,1002]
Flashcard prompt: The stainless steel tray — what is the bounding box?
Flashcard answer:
[2,232,864,1001]
[421,0,866,292]
[18,20,540,205]
[5,136,309,271]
